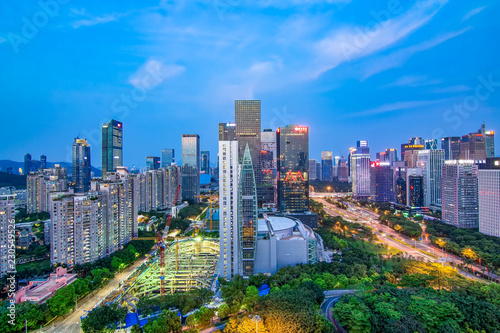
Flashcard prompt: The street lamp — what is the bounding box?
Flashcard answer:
[252,315,262,333]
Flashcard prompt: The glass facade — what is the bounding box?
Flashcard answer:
[72,138,91,193]
[161,148,175,167]
[102,119,123,179]
[238,144,258,278]
[201,150,210,174]
[441,137,461,160]
[235,100,261,183]
[146,156,160,170]
[181,134,200,201]
[277,125,309,213]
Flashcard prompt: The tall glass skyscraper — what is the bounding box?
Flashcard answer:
[238,144,258,278]
[417,149,445,206]
[277,125,309,213]
[40,155,47,169]
[441,137,461,160]
[24,153,32,175]
[235,100,261,183]
[181,134,200,201]
[161,149,175,167]
[351,140,371,200]
[201,151,210,174]
[102,119,123,179]
[146,156,160,170]
[321,151,333,181]
[72,138,91,193]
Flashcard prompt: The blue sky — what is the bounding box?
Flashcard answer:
[1,0,499,168]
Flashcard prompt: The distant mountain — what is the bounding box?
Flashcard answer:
[0,160,102,177]
[0,172,27,189]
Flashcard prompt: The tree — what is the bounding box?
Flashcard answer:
[333,297,371,333]
[47,284,76,316]
[81,304,127,333]
[217,304,231,319]
[241,285,260,310]
[131,324,142,333]
[111,257,123,271]
[143,310,182,333]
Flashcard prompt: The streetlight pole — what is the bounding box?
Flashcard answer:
[252,315,262,333]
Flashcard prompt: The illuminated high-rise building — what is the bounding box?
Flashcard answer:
[218,138,239,280]
[406,168,424,207]
[0,194,16,276]
[309,160,318,180]
[181,134,200,201]
[351,140,371,200]
[417,149,445,206]
[219,122,236,141]
[40,155,47,169]
[235,100,261,181]
[102,119,123,179]
[238,144,258,278]
[385,148,398,162]
[277,125,309,213]
[73,138,91,193]
[401,137,425,168]
[442,161,478,229]
[321,151,333,181]
[479,168,500,237]
[369,162,394,202]
[201,151,210,174]
[441,137,461,160]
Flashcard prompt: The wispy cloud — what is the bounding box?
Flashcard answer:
[360,27,470,80]
[344,99,452,118]
[462,6,486,22]
[309,0,449,78]
[128,59,185,89]
[256,0,351,8]
[383,75,442,88]
[72,13,123,29]
[429,85,471,94]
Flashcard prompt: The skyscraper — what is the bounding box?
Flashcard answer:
[72,138,91,193]
[401,138,425,168]
[351,140,371,200]
[239,144,258,278]
[40,155,47,169]
[219,138,239,281]
[219,122,236,141]
[395,166,407,206]
[385,148,398,162]
[181,134,200,201]
[201,151,210,174]
[145,156,160,170]
[102,119,123,179]
[478,123,495,158]
[369,162,394,203]
[235,100,261,182]
[309,159,318,180]
[479,168,500,237]
[0,194,15,276]
[417,149,445,206]
[425,139,438,150]
[460,125,488,160]
[277,125,309,213]
[442,161,478,229]
[338,157,349,182]
[161,149,175,167]
[406,168,424,207]
[321,151,333,181]
[441,137,461,160]
[24,153,32,175]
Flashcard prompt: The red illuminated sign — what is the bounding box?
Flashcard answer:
[294,126,308,133]
[371,161,380,167]
[284,171,305,181]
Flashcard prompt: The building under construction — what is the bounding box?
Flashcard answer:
[129,238,219,298]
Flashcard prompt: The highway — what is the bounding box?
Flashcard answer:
[320,290,355,332]
[48,250,154,333]
[315,196,495,282]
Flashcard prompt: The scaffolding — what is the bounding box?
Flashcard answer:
[130,238,219,298]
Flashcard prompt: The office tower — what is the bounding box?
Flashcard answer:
[333,156,341,180]
[460,125,490,160]
[277,125,309,213]
[72,138,91,193]
[425,139,438,150]
[395,166,407,205]
[102,119,123,179]
[376,152,385,161]
[219,122,237,141]
[309,160,318,180]
[218,138,239,281]
[145,156,160,170]
[261,129,278,199]
[385,148,398,162]
[27,166,68,213]
[181,134,200,201]
[316,162,322,181]
[235,100,261,182]
[321,151,333,181]
[401,138,425,168]
[338,157,349,182]
[201,151,210,174]
[442,161,478,228]
[24,153,32,175]
[477,123,495,158]
[370,162,394,202]
[479,168,500,237]
[441,137,461,160]
[417,149,445,206]
[239,144,258,278]
[351,141,371,200]
[40,155,47,169]
[161,149,175,167]
[406,168,424,207]
[0,194,15,276]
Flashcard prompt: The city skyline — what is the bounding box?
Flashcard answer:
[1,1,499,167]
